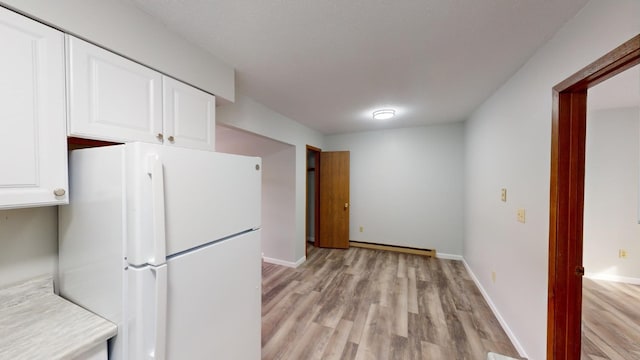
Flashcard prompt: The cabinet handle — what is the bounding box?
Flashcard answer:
[168,136,175,142]
[53,188,66,196]
[156,133,164,140]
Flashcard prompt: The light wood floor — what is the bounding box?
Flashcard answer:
[581,278,640,359]
[262,246,520,359]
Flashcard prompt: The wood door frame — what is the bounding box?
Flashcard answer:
[306,145,321,256]
[547,34,640,359]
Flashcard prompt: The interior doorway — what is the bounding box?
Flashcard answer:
[306,145,321,257]
[547,34,640,359]
[306,148,351,253]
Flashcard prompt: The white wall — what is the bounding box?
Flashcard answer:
[324,124,465,256]
[0,207,57,288]
[0,0,234,101]
[584,107,640,282]
[216,126,297,265]
[464,1,640,359]
[262,148,297,263]
[217,95,324,265]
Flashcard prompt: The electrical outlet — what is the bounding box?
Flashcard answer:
[501,188,507,202]
[491,271,496,283]
[359,226,364,233]
[619,249,628,259]
[517,208,526,223]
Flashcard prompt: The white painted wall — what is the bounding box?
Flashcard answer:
[0,207,57,288]
[262,148,297,263]
[217,95,324,264]
[324,124,465,255]
[216,126,297,265]
[584,107,640,282]
[464,1,640,359]
[0,0,234,101]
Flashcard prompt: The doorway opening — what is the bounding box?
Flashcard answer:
[306,145,321,257]
[581,64,640,358]
[547,34,640,359]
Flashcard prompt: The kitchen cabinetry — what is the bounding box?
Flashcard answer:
[0,6,68,209]
[67,36,215,150]
[163,76,215,150]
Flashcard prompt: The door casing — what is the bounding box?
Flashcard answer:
[547,34,640,359]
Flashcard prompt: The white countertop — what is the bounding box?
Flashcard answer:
[0,276,117,360]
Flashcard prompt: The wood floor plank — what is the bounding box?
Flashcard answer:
[392,276,409,338]
[419,278,451,345]
[313,272,355,329]
[262,279,300,315]
[262,290,322,360]
[340,341,359,360]
[389,334,409,360]
[459,310,488,358]
[582,278,640,359]
[421,340,454,358]
[321,319,354,360]
[262,291,303,346]
[353,304,380,360]
[407,266,419,314]
[397,253,407,278]
[261,246,520,360]
[280,322,333,360]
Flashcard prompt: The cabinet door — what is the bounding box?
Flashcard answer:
[163,77,215,151]
[0,7,68,209]
[67,35,163,144]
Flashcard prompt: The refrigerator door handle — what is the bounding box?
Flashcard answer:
[149,264,167,360]
[147,154,167,266]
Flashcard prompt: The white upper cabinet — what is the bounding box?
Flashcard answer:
[163,77,215,150]
[67,35,216,150]
[0,7,68,209]
[66,35,163,144]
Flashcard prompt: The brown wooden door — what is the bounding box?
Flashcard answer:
[318,151,350,249]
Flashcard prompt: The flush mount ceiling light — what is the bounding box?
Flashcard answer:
[372,109,396,120]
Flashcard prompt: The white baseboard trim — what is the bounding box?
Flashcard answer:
[307,236,315,242]
[462,259,528,359]
[585,272,640,285]
[263,256,307,268]
[436,253,463,260]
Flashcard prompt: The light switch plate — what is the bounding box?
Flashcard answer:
[517,208,526,223]
[501,188,507,202]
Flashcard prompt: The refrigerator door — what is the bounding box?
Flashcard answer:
[126,264,168,360]
[125,142,261,265]
[165,230,261,359]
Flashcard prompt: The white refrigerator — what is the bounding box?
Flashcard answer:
[58,142,262,360]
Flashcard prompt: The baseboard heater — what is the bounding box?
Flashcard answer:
[349,241,436,258]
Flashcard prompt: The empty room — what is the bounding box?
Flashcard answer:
[0,1,638,360]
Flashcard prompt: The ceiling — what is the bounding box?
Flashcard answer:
[128,0,590,135]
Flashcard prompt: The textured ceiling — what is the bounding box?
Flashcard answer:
[129,0,589,135]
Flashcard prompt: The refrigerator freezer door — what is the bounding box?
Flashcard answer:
[165,230,261,359]
[125,143,261,264]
